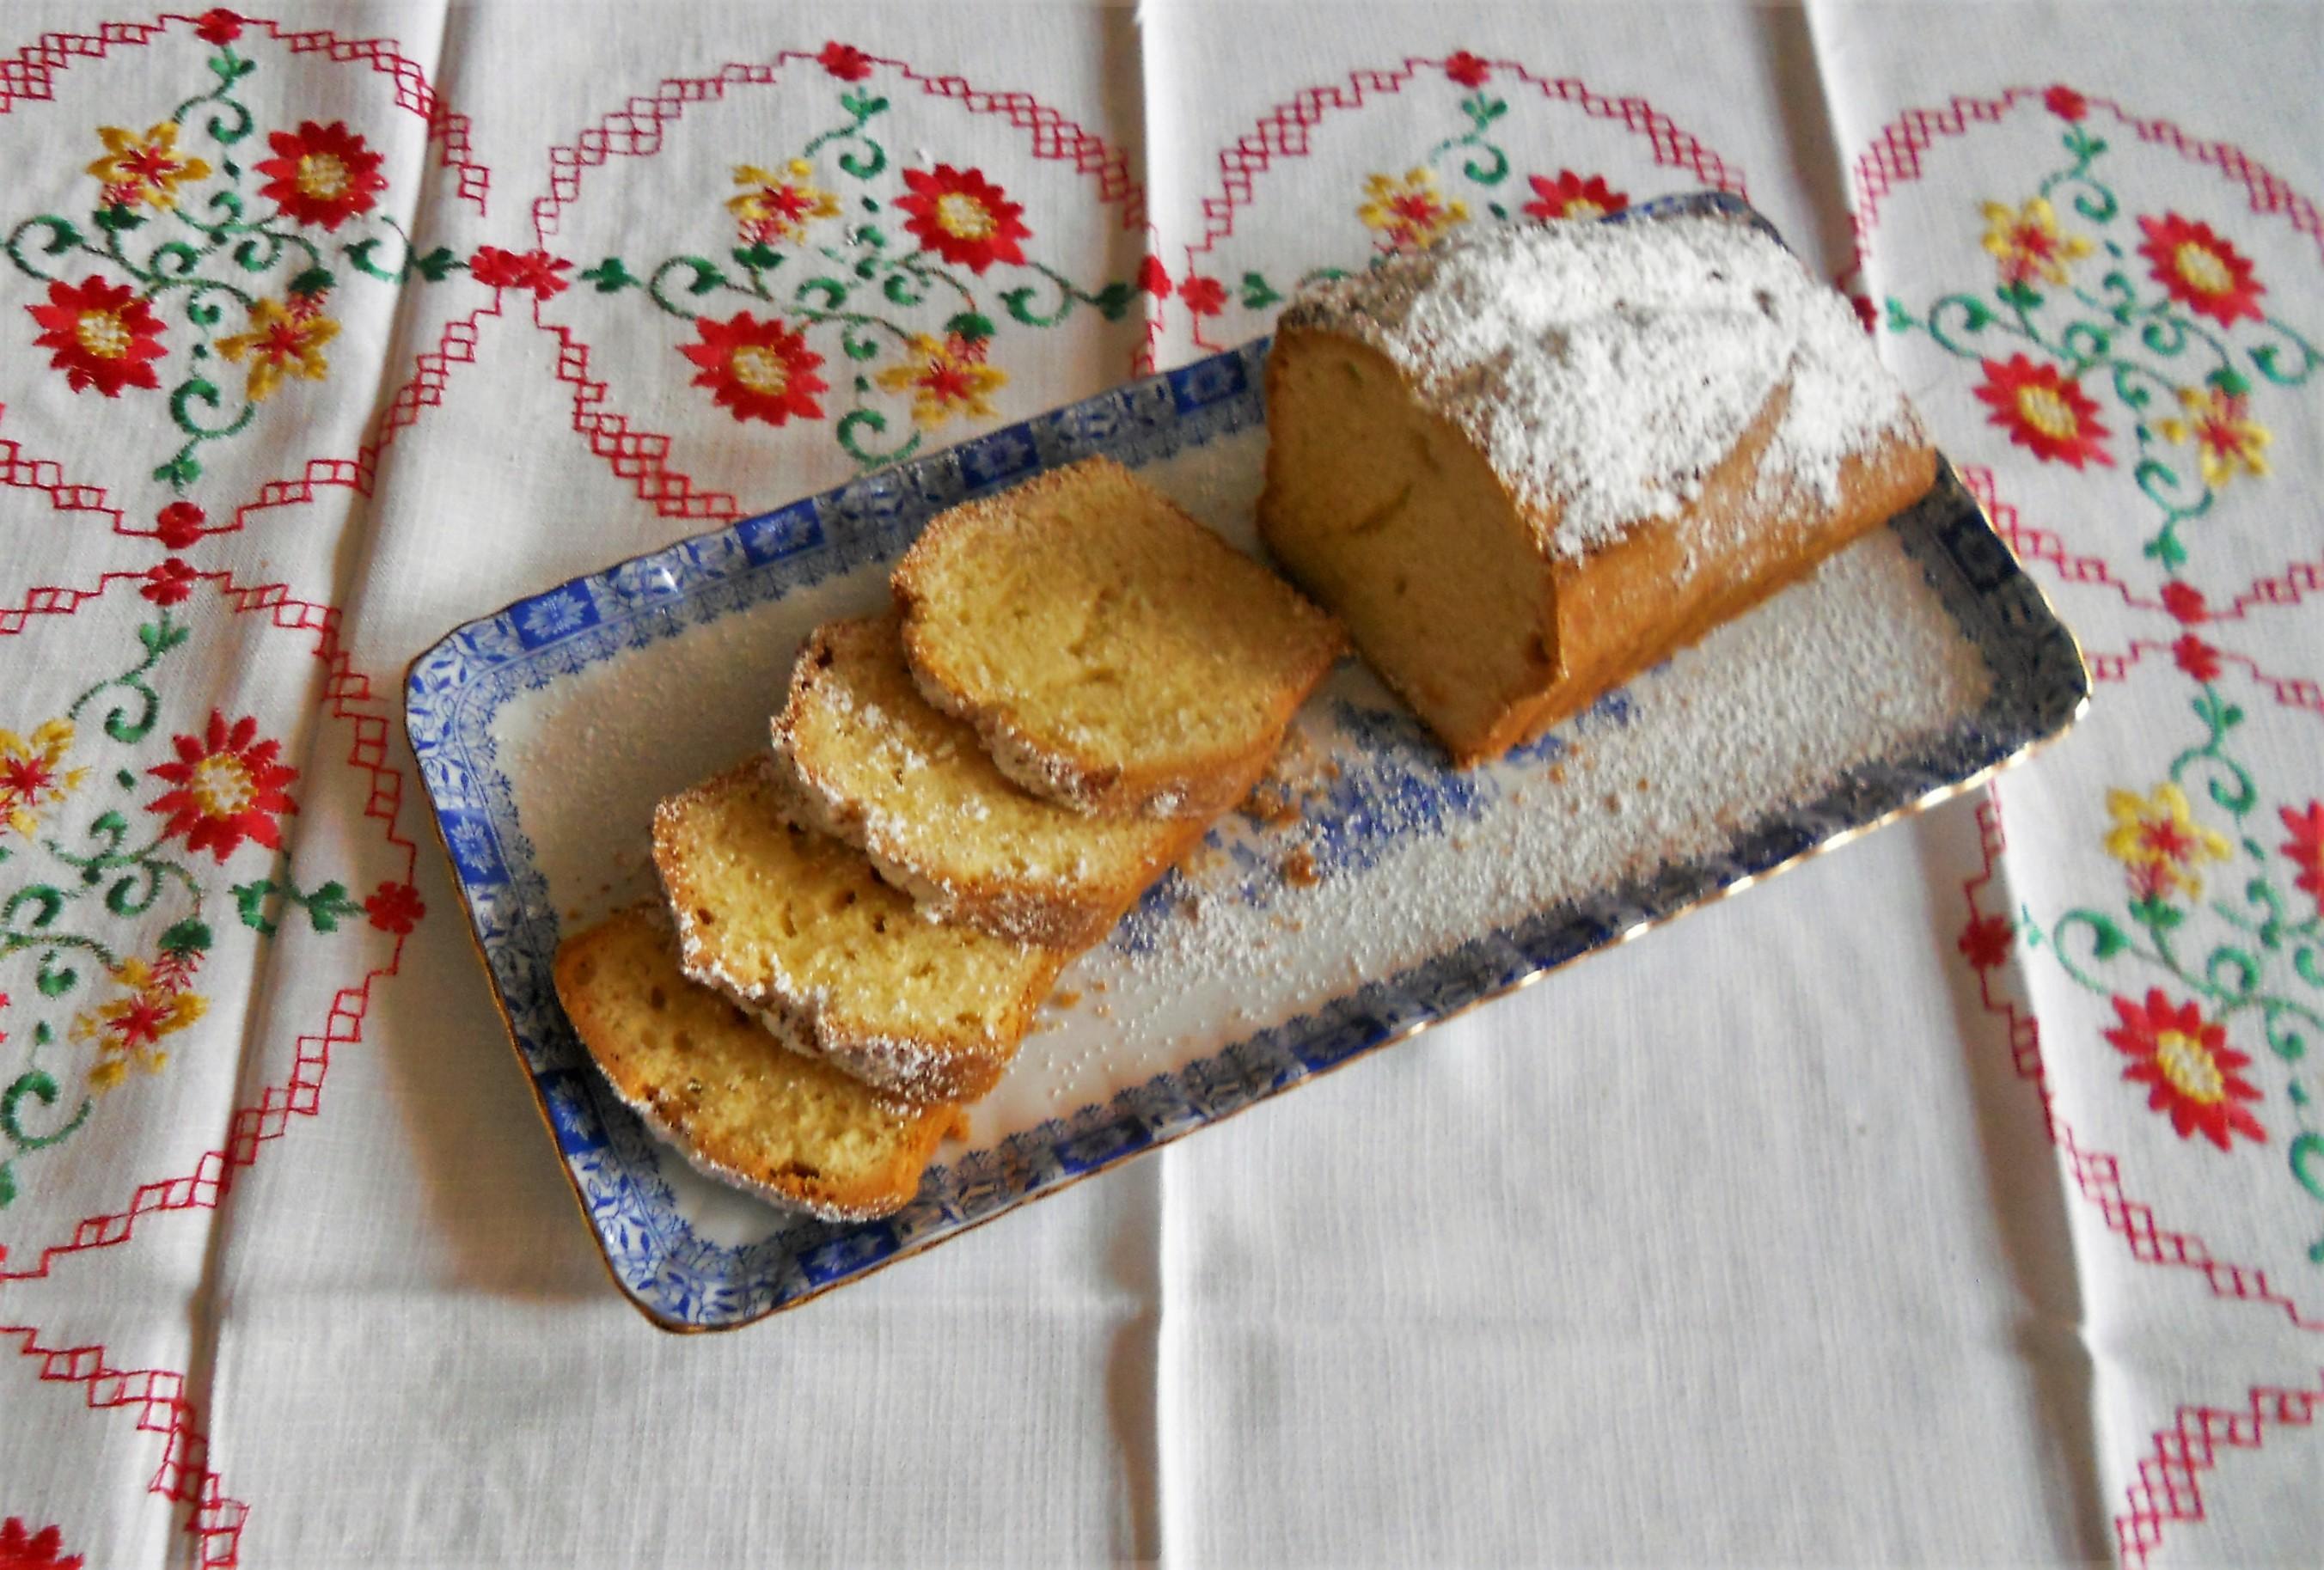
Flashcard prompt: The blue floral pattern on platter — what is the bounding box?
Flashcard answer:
[404,192,2089,1329]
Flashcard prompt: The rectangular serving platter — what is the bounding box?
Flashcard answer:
[406,193,2089,1331]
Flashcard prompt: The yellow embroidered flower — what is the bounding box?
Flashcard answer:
[217,296,338,402]
[1359,168,1468,251]
[875,332,1008,427]
[0,719,86,841]
[85,120,212,211]
[1979,197,2092,290]
[726,160,842,242]
[73,956,206,1091]
[2156,385,2271,490]
[2105,782,2232,901]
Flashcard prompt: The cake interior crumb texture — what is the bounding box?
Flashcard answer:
[552,907,958,1221]
[895,455,1343,816]
[775,613,1203,947]
[652,758,1064,1099]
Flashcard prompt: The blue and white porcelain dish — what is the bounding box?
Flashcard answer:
[404,192,2088,1330]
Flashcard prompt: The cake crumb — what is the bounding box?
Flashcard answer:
[1049,990,1081,1010]
[1281,847,1321,887]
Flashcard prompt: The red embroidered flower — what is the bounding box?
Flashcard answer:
[1972,355,2113,469]
[141,557,199,607]
[1956,913,2015,971]
[1524,170,1630,222]
[156,500,209,549]
[0,1518,83,1570]
[147,710,298,863]
[679,313,827,426]
[1137,256,1171,297]
[193,8,243,45]
[256,120,388,231]
[2169,633,2222,682]
[364,880,426,934]
[468,247,572,300]
[2137,214,2266,327]
[1444,51,1490,88]
[2043,85,2089,122]
[1178,275,1226,316]
[2161,581,2208,624]
[2104,989,2265,1151]
[896,165,1031,273]
[28,277,167,397]
[2281,803,2324,917]
[816,41,872,81]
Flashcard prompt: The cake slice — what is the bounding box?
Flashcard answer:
[891,455,1345,818]
[774,613,1208,948]
[652,756,1067,1103]
[553,907,963,1221]
[1259,210,1936,764]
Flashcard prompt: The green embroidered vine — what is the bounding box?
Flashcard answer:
[5,29,459,490]
[572,79,1133,472]
[1883,108,2321,571]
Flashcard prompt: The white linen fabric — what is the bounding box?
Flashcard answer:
[0,2,2316,1565]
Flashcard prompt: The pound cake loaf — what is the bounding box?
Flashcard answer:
[1259,210,1936,764]
[892,455,1345,818]
[652,757,1069,1102]
[553,907,963,1221]
[774,613,1209,948]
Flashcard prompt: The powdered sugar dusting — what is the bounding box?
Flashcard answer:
[1281,213,1921,559]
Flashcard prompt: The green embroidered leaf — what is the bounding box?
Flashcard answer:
[93,205,146,235]
[1995,280,2041,313]
[840,89,890,121]
[114,769,136,790]
[34,953,76,998]
[1241,273,1282,310]
[2082,914,2131,959]
[2208,365,2252,397]
[580,258,639,293]
[2128,895,2184,931]
[135,619,192,657]
[1091,281,1134,321]
[346,236,398,282]
[412,247,460,283]
[287,266,335,297]
[853,374,872,395]
[2144,529,2188,571]
[999,286,1062,326]
[856,224,887,251]
[222,157,241,180]
[944,311,996,342]
[843,335,879,362]
[234,879,278,937]
[33,1022,52,1048]
[860,197,880,213]
[732,243,783,272]
[852,254,880,281]
[161,918,211,956]
[1883,297,1915,333]
[1459,93,1508,128]
[1487,202,1508,221]
[1958,297,1997,329]
[2193,691,2245,734]
[797,276,849,310]
[35,217,87,251]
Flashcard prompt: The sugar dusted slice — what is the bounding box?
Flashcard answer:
[651,757,1067,1103]
[774,613,1208,948]
[552,907,963,1222]
[892,455,1345,819]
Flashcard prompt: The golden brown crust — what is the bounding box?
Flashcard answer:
[771,618,1217,949]
[891,458,1346,820]
[651,758,1065,1104]
[552,907,958,1220]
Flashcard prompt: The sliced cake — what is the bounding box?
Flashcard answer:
[553,906,963,1221]
[773,613,1208,948]
[891,455,1346,818]
[1259,211,1936,764]
[651,756,1067,1103]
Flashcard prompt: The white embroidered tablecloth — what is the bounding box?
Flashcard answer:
[1,3,2319,1564]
